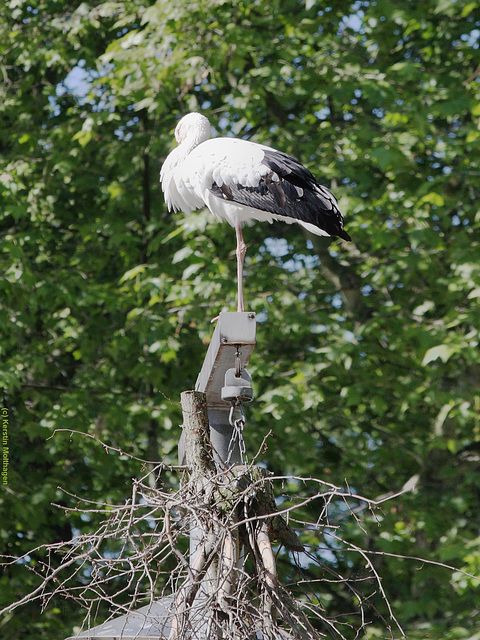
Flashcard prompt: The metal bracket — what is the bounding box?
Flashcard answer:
[195,311,256,406]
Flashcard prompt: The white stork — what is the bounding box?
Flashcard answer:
[160,112,351,312]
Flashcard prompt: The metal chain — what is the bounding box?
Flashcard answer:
[237,416,248,464]
[226,400,248,466]
[225,346,249,466]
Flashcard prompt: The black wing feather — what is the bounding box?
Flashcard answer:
[209,148,351,241]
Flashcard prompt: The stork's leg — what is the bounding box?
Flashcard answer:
[235,221,247,312]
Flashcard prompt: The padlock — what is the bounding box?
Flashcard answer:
[221,367,254,403]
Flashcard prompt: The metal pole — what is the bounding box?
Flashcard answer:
[179,312,257,637]
[180,311,256,570]
[178,311,256,468]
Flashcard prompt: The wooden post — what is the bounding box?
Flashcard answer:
[180,391,216,480]
[179,390,218,576]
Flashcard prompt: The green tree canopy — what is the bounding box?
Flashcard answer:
[1,0,479,637]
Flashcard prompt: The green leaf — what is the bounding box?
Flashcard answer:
[422,345,457,365]
[172,246,194,263]
[120,264,147,282]
[418,192,445,207]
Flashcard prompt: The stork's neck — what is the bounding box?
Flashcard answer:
[161,118,211,184]
[166,137,198,173]
[180,128,210,156]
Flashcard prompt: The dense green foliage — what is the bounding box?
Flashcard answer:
[1,0,479,637]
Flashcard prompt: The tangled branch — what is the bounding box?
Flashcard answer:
[2,410,476,639]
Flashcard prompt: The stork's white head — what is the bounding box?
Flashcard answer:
[175,112,211,146]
